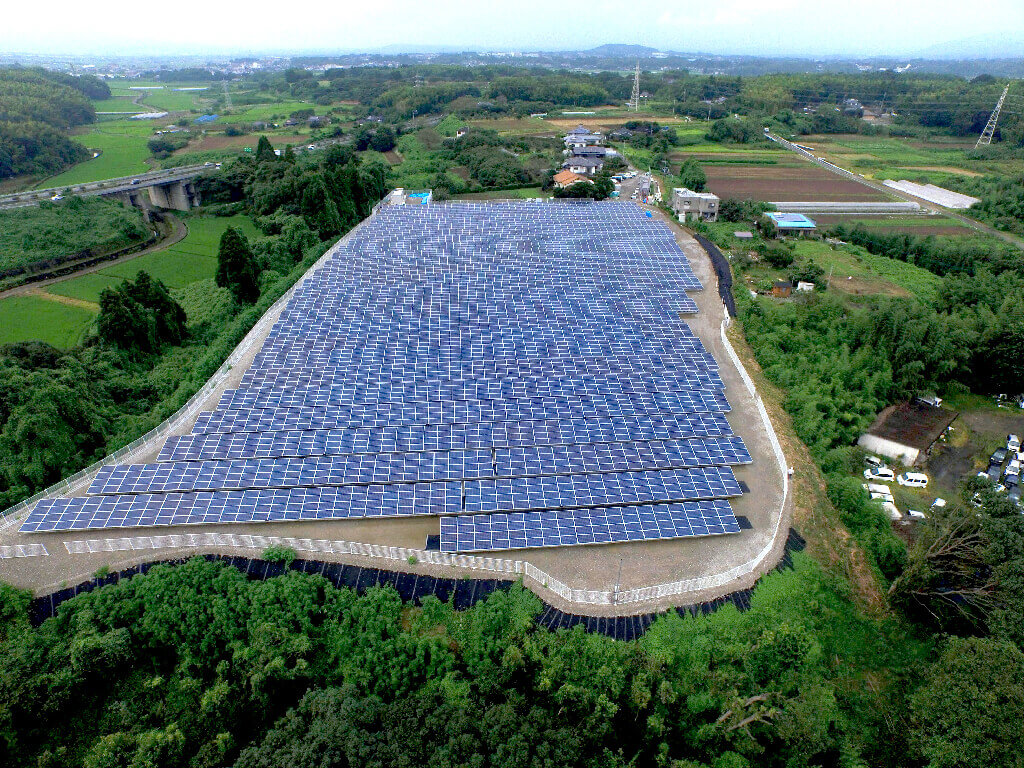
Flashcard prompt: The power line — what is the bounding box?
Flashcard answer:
[629,62,641,112]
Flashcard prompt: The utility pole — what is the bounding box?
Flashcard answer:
[976,83,1010,149]
[630,61,641,112]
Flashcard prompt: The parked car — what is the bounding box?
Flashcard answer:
[864,483,891,495]
[864,455,885,469]
[1004,472,1020,489]
[990,448,1009,466]
[931,497,947,509]
[130,178,141,185]
[1009,487,1022,505]
[50,194,63,201]
[897,472,929,488]
[915,394,943,408]
[987,464,1003,483]
[1008,434,1021,452]
[864,467,895,482]
[871,492,895,503]
[907,509,927,520]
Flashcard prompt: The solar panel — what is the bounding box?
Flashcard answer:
[89,437,751,496]
[22,202,750,545]
[440,500,741,553]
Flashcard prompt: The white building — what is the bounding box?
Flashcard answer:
[672,187,720,222]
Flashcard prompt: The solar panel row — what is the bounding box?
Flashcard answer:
[21,202,748,553]
[440,500,740,553]
[90,437,751,495]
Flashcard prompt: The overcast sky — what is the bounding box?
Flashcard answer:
[3,0,1022,57]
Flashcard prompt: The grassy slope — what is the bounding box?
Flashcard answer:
[0,198,148,272]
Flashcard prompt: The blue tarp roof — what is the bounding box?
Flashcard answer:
[766,212,817,229]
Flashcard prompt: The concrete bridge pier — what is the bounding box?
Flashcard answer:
[148,180,200,211]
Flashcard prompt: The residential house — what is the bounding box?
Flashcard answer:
[672,187,720,222]
[552,170,589,189]
[562,156,604,176]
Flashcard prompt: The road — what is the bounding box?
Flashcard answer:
[0,137,350,211]
[0,166,212,210]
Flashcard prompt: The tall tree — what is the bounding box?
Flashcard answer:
[300,175,342,238]
[216,227,260,304]
[255,135,277,163]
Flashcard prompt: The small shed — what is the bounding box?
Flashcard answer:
[772,280,793,298]
[796,281,815,292]
[857,402,958,466]
[765,212,817,236]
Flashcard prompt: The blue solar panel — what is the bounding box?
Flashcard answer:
[21,482,462,532]
[22,202,751,544]
[158,413,735,462]
[464,467,742,513]
[440,500,741,553]
[89,438,751,496]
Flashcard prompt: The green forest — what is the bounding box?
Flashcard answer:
[0,68,109,178]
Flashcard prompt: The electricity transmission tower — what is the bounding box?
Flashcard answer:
[629,62,641,112]
[976,83,1009,148]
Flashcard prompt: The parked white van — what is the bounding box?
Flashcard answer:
[897,472,929,488]
[864,455,885,469]
[865,483,891,495]
[870,491,894,503]
[864,467,896,482]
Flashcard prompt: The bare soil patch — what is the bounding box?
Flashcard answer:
[704,164,891,202]
[192,133,307,152]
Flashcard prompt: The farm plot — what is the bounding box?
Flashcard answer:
[0,295,96,348]
[704,163,892,202]
[811,214,976,237]
[39,120,154,187]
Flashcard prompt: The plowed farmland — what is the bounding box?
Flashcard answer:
[704,163,892,202]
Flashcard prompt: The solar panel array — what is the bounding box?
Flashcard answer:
[22,202,750,554]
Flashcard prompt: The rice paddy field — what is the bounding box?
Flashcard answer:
[0,296,97,348]
[0,215,259,348]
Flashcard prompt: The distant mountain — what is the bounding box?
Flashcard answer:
[586,44,662,57]
[915,33,1024,60]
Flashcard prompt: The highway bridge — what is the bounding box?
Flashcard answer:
[0,165,209,213]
